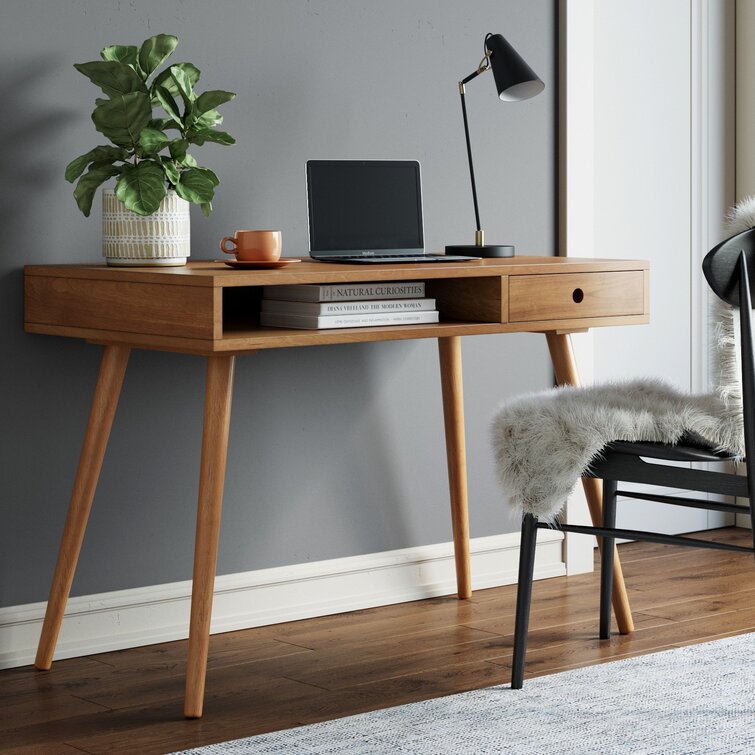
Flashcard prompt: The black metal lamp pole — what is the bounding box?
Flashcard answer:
[459,66,486,249]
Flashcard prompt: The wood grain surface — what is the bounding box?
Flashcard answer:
[1,528,751,754]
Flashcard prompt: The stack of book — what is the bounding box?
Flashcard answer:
[260,281,439,330]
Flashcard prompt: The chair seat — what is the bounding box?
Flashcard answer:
[605,438,737,462]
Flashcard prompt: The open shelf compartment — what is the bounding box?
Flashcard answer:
[220,276,507,341]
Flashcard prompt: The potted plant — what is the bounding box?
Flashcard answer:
[65,33,235,266]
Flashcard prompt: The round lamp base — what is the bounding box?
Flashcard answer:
[445,244,515,258]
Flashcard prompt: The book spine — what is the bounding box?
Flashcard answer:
[260,310,439,330]
[260,298,437,316]
[263,282,425,302]
[321,311,439,328]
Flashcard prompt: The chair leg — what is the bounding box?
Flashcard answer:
[599,478,618,640]
[511,513,538,689]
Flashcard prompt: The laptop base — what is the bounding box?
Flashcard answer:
[445,244,515,258]
[311,254,479,264]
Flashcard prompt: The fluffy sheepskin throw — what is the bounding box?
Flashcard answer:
[490,379,743,520]
[490,197,755,520]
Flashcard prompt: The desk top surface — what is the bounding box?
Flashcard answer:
[25,256,649,287]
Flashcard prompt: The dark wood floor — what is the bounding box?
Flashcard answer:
[2,527,754,755]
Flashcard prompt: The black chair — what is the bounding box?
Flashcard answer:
[510,229,755,689]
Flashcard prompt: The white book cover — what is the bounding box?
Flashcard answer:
[260,298,437,316]
[262,281,425,302]
[260,310,440,330]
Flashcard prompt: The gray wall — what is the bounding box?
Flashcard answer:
[0,0,556,607]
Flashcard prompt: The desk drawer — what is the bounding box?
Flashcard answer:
[509,271,645,322]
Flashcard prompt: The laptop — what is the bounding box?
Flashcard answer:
[306,160,479,263]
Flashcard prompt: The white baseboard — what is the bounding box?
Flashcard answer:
[0,530,564,671]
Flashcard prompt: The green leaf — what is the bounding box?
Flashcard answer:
[160,157,181,185]
[65,145,127,182]
[175,167,216,204]
[148,117,180,131]
[170,64,196,114]
[168,138,188,161]
[187,129,235,146]
[181,152,198,168]
[194,90,235,115]
[115,162,168,215]
[193,108,223,130]
[138,127,169,155]
[138,34,178,78]
[73,164,120,216]
[92,92,151,146]
[151,62,200,99]
[200,167,220,186]
[73,61,147,97]
[100,45,138,68]
[154,85,183,126]
[200,201,212,217]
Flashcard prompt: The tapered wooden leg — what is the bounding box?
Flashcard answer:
[35,344,130,670]
[545,331,635,634]
[184,355,236,719]
[438,336,472,600]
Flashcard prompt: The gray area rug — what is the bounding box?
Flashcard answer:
[172,632,755,754]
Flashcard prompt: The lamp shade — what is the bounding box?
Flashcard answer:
[485,33,544,102]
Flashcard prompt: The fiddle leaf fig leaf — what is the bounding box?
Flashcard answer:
[200,167,220,186]
[74,61,147,97]
[65,145,126,183]
[193,108,223,130]
[152,62,200,99]
[200,201,212,217]
[168,138,188,161]
[181,152,198,168]
[138,34,178,78]
[92,91,151,146]
[159,157,181,185]
[187,128,235,146]
[73,163,120,216]
[194,90,235,116]
[175,167,216,204]
[169,65,196,119]
[138,127,169,155]
[100,45,139,68]
[115,162,167,215]
[153,85,183,126]
[148,117,180,131]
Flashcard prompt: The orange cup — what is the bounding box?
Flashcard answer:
[220,230,282,261]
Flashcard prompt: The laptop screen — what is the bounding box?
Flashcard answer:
[307,160,424,256]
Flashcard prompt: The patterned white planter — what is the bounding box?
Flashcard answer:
[102,188,190,266]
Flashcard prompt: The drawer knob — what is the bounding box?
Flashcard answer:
[572,288,584,303]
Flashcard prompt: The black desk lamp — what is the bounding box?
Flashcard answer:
[446,33,545,258]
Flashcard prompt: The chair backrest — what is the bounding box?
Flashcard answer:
[703,227,755,482]
[703,226,755,307]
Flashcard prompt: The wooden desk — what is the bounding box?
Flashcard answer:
[24,256,649,718]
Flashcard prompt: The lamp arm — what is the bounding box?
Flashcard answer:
[458,66,490,238]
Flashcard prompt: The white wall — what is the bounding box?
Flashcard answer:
[589,0,735,534]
